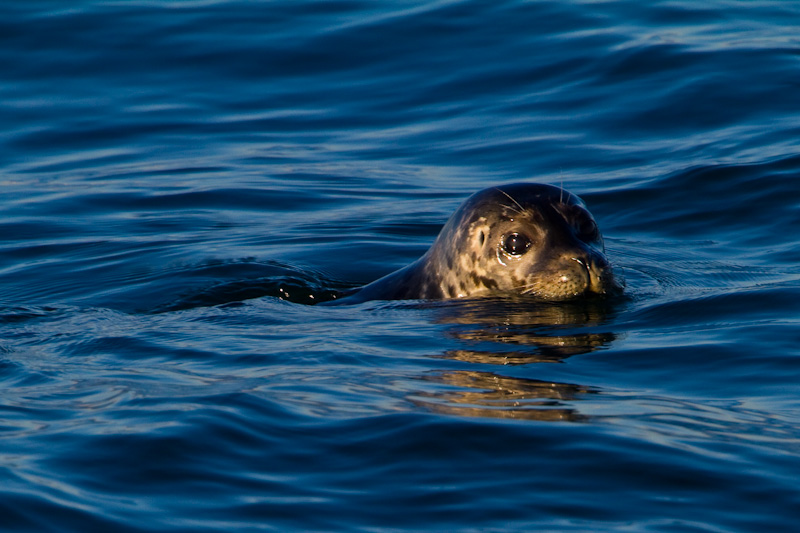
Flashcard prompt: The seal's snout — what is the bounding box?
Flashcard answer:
[571,257,602,294]
[532,248,617,300]
[570,253,620,296]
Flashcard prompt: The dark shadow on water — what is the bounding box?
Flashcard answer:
[146,259,349,313]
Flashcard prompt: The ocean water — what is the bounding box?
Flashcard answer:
[2,0,800,531]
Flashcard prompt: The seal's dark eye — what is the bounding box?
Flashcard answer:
[576,217,598,241]
[503,232,531,256]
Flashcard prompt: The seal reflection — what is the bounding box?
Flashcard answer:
[413,371,597,422]
[414,297,618,421]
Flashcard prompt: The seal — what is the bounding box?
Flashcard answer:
[332,182,621,304]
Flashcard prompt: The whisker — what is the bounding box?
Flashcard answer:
[495,187,525,214]
[499,202,523,215]
[514,282,539,295]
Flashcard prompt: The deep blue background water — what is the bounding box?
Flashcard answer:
[2,1,800,531]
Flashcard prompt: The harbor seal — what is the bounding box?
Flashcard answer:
[331,182,621,304]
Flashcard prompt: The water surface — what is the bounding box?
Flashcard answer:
[2,1,800,531]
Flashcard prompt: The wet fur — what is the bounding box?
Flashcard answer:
[332,183,620,304]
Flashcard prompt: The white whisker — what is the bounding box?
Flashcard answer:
[495,188,525,214]
[499,203,523,215]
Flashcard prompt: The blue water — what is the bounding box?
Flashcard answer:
[2,1,800,531]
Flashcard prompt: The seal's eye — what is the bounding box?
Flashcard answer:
[502,233,531,256]
[575,217,598,241]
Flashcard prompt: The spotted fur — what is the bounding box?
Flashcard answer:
[332,183,621,304]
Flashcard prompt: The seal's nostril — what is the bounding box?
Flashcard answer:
[571,257,588,270]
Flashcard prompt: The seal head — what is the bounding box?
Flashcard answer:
[335,183,620,303]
